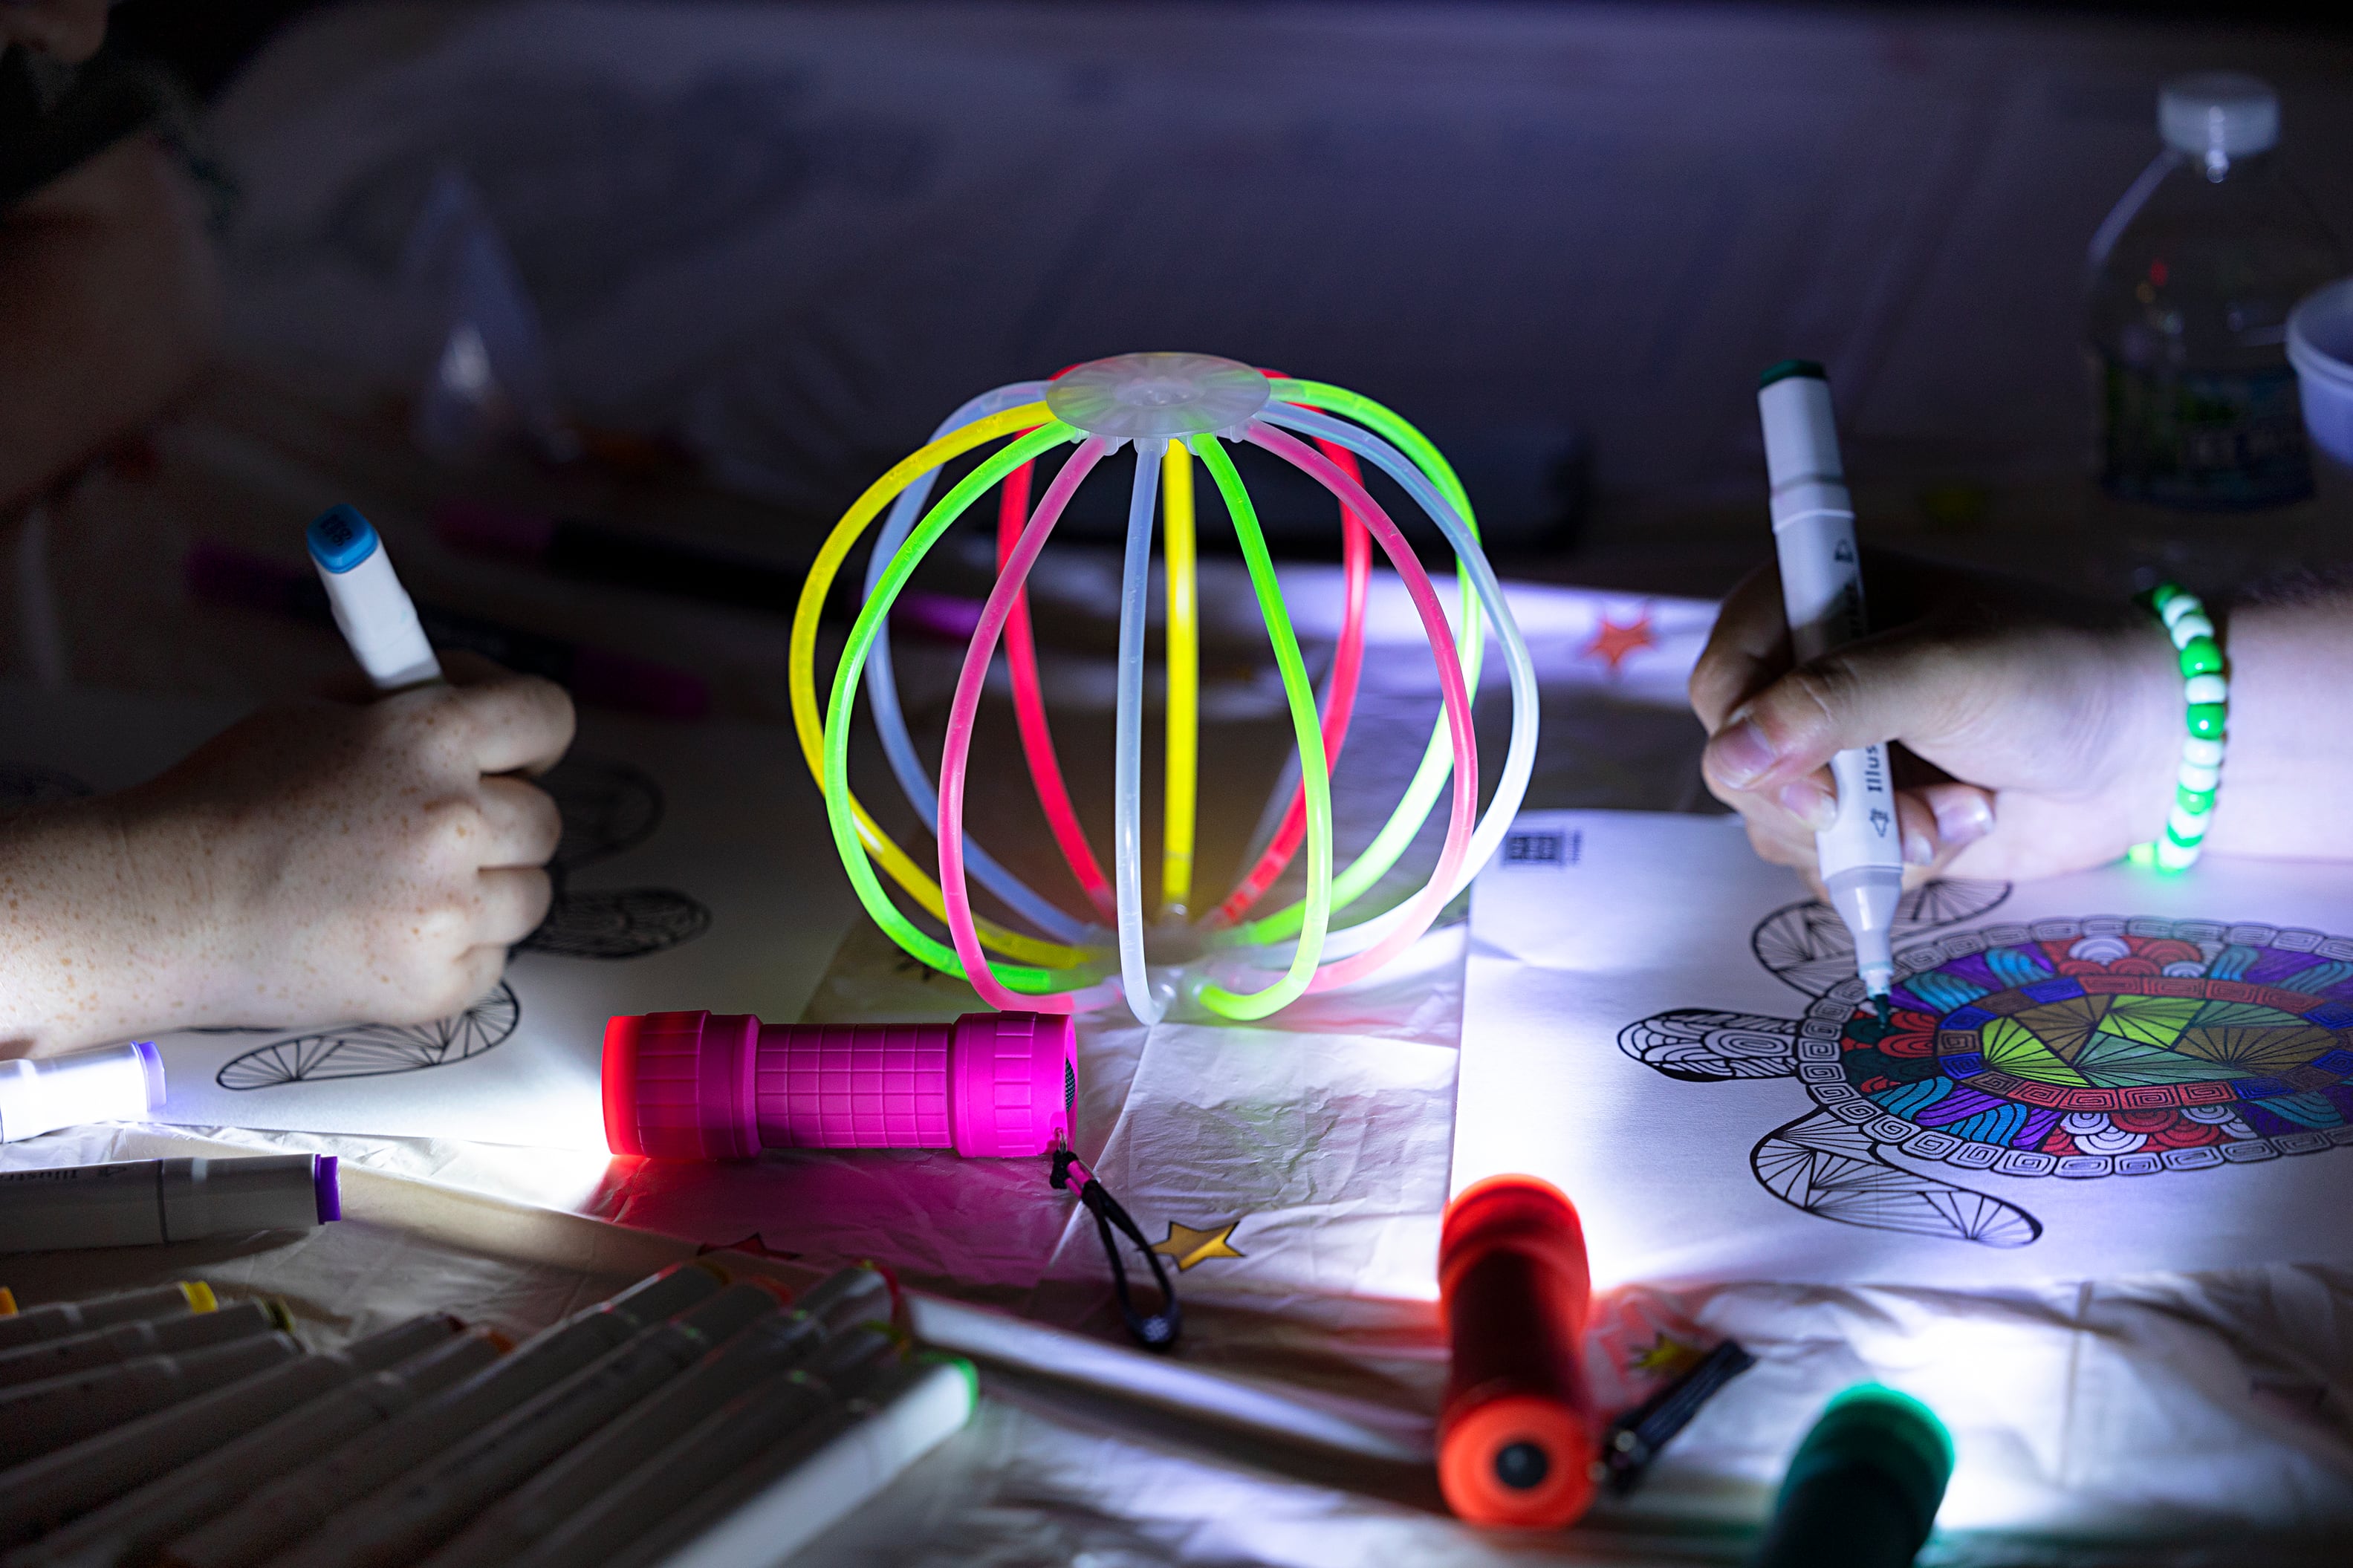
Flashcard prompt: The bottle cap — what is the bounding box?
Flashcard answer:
[2160,73,2279,162]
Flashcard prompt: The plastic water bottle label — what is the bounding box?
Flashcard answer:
[2094,355,2313,508]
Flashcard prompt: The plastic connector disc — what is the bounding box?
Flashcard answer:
[1045,353,1270,440]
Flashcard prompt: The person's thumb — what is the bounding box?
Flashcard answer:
[1699,624,1995,798]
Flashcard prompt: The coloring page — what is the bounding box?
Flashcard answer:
[1459,810,2353,1288]
[1,683,857,1151]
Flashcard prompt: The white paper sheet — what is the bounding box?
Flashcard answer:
[1,683,857,1151]
[1458,810,2353,1289]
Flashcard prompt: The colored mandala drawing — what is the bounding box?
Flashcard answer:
[1619,886,2353,1248]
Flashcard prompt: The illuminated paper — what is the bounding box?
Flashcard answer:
[1458,810,2353,1288]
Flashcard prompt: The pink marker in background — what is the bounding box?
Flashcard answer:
[602,1010,1074,1160]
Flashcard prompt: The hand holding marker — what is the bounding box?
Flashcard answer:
[1757,362,1903,1019]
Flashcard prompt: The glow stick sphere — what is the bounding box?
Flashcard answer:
[789,353,1539,1024]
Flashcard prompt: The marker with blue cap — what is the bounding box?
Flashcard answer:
[306,505,442,691]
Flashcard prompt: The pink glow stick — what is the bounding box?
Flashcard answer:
[996,454,1117,921]
[1243,423,1479,992]
[938,437,1110,1012]
[1207,436,1372,927]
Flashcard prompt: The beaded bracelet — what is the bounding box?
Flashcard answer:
[2126,582,2225,873]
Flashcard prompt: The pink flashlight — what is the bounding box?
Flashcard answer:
[603,1010,1075,1160]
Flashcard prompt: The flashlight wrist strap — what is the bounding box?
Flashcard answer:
[1052,1148,1181,1351]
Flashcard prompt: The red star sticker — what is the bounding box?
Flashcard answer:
[1580,608,1657,673]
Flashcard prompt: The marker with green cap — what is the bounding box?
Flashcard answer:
[1748,1383,1955,1568]
[1756,360,1904,1023]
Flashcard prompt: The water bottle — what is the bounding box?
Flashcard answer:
[2086,74,2346,510]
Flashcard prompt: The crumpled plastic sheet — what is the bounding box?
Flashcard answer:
[7,586,2353,1561]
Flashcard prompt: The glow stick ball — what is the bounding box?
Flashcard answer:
[603,1011,1074,1159]
[1748,1385,1953,1568]
[1436,1176,1597,1529]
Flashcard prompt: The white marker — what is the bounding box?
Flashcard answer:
[10,1325,503,1568]
[0,1281,213,1354]
[508,1324,900,1568]
[0,1154,339,1254]
[419,1266,891,1568]
[0,1040,163,1143]
[0,1313,464,1549]
[306,504,442,690]
[640,1356,977,1568]
[0,1298,282,1389]
[0,1330,302,1468]
[262,1284,782,1568]
[161,1263,730,1568]
[1758,361,1903,1015]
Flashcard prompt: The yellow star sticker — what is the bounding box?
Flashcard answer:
[1150,1219,1244,1272]
[1631,1333,1704,1378]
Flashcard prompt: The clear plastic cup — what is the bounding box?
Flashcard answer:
[2288,278,2353,471]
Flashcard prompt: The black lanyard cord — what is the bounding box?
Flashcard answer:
[1052,1148,1181,1351]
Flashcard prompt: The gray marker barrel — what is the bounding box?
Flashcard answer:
[0,1155,339,1254]
[0,1313,461,1548]
[0,1282,213,1353]
[523,1326,901,1568]
[267,1285,782,1568]
[160,1263,730,1568]
[418,1268,890,1568]
[0,1333,301,1468]
[617,1354,976,1568]
[0,1298,284,1389]
[13,1325,504,1568]
[0,1041,163,1144]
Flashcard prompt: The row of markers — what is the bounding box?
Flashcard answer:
[0,1263,970,1568]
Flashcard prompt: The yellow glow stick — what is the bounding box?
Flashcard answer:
[787,402,1100,971]
[1161,440,1199,918]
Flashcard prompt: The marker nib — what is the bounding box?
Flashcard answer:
[1871,992,1893,1026]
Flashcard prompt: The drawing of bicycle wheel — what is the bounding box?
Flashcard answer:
[215,983,521,1089]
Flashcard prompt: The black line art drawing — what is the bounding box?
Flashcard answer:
[215,983,521,1088]
[1622,881,2353,1249]
[519,754,711,960]
[214,753,707,1089]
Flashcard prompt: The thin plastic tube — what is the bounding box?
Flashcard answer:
[792,403,1097,972]
[816,420,1102,989]
[860,383,1101,946]
[1111,440,1167,1024]
[1245,422,1479,990]
[1256,400,1538,962]
[1160,440,1198,918]
[997,452,1117,920]
[1188,434,1335,1022]
[938,437,1109,1012]
[1206,437,1372,928]
[1228,383,1486,948]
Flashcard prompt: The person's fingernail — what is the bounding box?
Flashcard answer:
[1710,720,1777,787]
[1931,791,1995,848]
[1904,826,1936,865]
[1777,780,1837,832]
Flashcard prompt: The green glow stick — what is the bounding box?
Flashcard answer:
[822,423,1103,994]
[1190,435,1334,1021]
[1228,381,1484,947]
